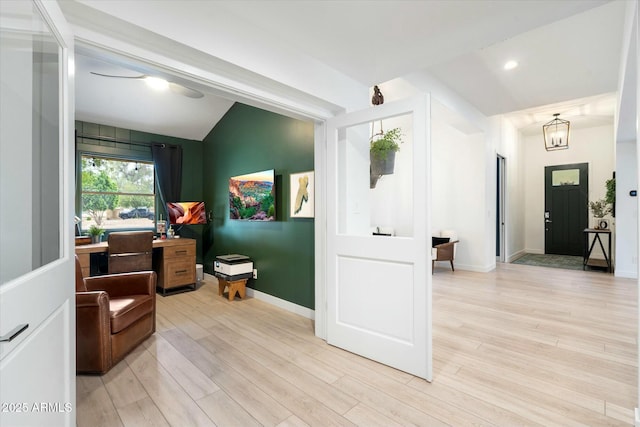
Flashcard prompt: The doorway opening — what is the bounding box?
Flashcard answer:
[496,155,506,262]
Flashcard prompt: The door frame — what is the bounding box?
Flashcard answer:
[496,154,506,262]
[544,162,589,256]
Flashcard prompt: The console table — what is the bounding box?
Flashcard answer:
[583,229,612,273]
[75,237,197,294]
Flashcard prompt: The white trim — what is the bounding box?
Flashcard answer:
[245,288,315,320]
[204,273,315,320]
[524,248,545,255]
[615,269,638,279]
[507,249,526,263]
[314,121,328,339]
[635,407,640,427]
[443,263,495,273]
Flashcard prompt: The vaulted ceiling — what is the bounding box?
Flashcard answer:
[68,0,630,140]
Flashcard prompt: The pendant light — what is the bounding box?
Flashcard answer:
[543,113,570,151]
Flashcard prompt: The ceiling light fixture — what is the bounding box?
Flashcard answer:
[144,76,169,91]
[503,60,518,70]
[90,71,204,98]
[543,113,570,151]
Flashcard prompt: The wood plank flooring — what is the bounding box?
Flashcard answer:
[77,263,637,426]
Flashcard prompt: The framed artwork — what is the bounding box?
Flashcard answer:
[290,171,314,218]
[229,169,276,221]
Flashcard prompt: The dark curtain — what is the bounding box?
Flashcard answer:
[152,143,182,220]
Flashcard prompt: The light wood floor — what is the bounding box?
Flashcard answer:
[77,263,637,426]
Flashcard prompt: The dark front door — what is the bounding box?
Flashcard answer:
[545,163,588,256]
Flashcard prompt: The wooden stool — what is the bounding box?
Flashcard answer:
[218,278,247,301]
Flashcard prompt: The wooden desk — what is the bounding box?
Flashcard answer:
[75,238,197,294]
[583,229,612,273]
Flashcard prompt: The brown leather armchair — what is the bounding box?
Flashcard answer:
[75,255,156,374]
[431,230,459,273]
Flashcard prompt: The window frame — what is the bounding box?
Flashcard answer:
[77,151,157,232]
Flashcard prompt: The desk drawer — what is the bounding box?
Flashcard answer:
[164,244,196,259]
[163,258,196,288]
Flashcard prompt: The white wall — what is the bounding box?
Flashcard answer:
[522,124,615,254]
[613,0,639,280]
[431,118,487,270]
[615,140,638,278]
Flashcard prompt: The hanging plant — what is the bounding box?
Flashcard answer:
[370,128,404,161]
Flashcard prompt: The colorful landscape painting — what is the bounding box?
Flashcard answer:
[229,169,275,221]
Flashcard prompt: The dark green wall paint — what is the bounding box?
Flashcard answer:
[202,103,315,309]
[75,121,206,262]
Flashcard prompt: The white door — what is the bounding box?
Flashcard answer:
[0,1,75,426]
[326,95,431,380]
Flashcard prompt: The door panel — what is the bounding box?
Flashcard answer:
[0,1,75,426]
[545,163,588,255]
[326,95,431,380]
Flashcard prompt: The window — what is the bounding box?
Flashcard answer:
[552,169,580,186]
[80,155,155,230]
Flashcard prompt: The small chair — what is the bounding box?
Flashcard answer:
[75,255,156,374]
[432,230,459,272]
[108,231,154,274]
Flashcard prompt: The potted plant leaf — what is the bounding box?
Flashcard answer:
[589,198,612,229]
[370,127,403,188]
[605,176,615,217]
[87,225,105,244]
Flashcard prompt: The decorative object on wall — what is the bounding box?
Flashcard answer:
[290,171,314,218]
[229,169,275,221]
[543,113,570,151]
[371,85,384,105]
[167,201,207,225]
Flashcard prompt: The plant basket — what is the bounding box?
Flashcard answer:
[370,150,396,176]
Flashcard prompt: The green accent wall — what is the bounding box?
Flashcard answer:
[202,103,315,309]
[75,121,206,262]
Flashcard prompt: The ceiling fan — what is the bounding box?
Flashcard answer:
[90,71,204,99]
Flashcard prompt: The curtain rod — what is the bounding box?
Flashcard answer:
[75,133,170,149]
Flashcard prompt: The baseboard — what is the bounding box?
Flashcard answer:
[246,287,315,320]
[507,250,525,263]
[524,248,544,255]
[451,263,494,273]
[615,269,638,279]
[205,273,315,320]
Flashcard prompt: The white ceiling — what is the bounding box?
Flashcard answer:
[71,0,629,141]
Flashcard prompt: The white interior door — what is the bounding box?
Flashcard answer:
[0,1,75,425]
[326,95,432,380]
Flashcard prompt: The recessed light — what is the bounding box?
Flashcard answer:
[504,60,518,70]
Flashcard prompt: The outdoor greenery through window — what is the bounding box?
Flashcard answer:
[81,155,155,231]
